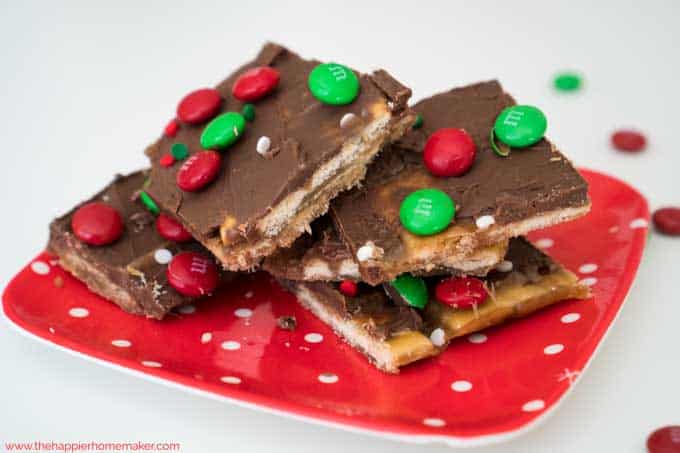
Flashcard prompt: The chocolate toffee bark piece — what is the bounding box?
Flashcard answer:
[280,237,589,373]
[145,43,415,271]
[423,237,591,344]
[263,217,508,282]
[48,171,231,320]
[330,80,590,285]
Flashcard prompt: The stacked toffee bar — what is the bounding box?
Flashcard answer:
[48,43,590,373]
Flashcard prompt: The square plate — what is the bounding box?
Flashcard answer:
[2,169,648,447]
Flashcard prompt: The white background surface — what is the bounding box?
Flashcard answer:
[1,1,679,452]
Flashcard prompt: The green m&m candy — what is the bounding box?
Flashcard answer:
[171,143,189,160]
[553,72,582,92]
[389,274,429,309]
[493,105,547,148]
[308,63,360,105]
[400,188,455,236]
[200,112,246,150]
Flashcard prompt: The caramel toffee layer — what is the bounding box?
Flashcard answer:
[145,43,413,270]
[330,80,590,283]
[48,171,230,320]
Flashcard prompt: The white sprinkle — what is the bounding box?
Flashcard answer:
[356,242,381,262]
[244,291,254,299]
[629,218,648,229]
[68,307,89,318]
[422,418,446,427]
[111,339,131,348]
[220,376,241,384]
[578,263,598,274]
[451,380,473,392]
[154,248,173,264]
[318,373,339,384]
[256,136,271,155]
[496,260,513,272]
[430,328,446,347]
[468,333,488,344]
[609,226,620,233]
[579,277,598,287]
[201,332,212,344]
[31,261,50,275]
[475,215,496,230]
[561,313,581,324]
[141,360,162,368]
[522,399,545,412]
[221,340,241,351]
[544,344,565,355]
[304,333,324,344]
[234,308,253,318]
[48,327,55,334]
[339,113,358,128]
[177,304,196,314]
[535,238,554,249]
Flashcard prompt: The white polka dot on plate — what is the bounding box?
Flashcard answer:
[522,399,545,412]
[111,339,131,348]
[200,332,212,344]
[544,344,565,355]
[422,418,446,427]
[561,313,581,324]
[154,248,173,264]
[579,277,597,287]
[234,308,253,318]
[68,307,89,318]
[468,333,488,344]
[318,373,338,384]
[221,341,241,351]
[220,376,241,384]
[450,380,473,392]
[31,261,50,275]
[629,218,648,229]
[141,360,162,368]
[535,238,554,249]
[304,333,324,343]
[177,304,196,314]
[578,263,598,274]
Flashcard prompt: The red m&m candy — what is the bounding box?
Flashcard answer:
[611,129,646,152]
[423,128,477,177]
[159,154,175,167]
[156,213,193,242]
[177,88,222,125]
[653,207,680,236]
[647,426,680,453]
[71,202,124,246]
[166,252,218,297]
[339,280,358,297]
[164,118,179,137]
[176,150,221,192]
[232,66,280,102]
[435,276,488,309]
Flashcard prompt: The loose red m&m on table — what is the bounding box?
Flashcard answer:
[647,426,680,453]
[339,280,358,297]
[166,251,218,297]
[653,207,680,236]
[177,88,222,125]
[611,129,647,152]
[423,128,477,177]
[435,276,488,309]
[176,150,221,192]
[71,202,124,246]
[156,213,193,242]
[232,66,280,102]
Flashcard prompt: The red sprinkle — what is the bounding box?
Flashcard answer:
[177,88,222,125]
[611,129,646,152]
[435,276,488,309]
[423,128,477,177]
[159,154,175,168]
[71,202,124,246]
[339,280,359,297]
[164,118,179,137]
[166,251,218,297]
[156,213,193,242]
[232,66,280,102]
[647,426,680,453]
[653,207,680,236]
[176,151,221,192]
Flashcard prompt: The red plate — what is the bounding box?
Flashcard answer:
[1,169,649,447]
